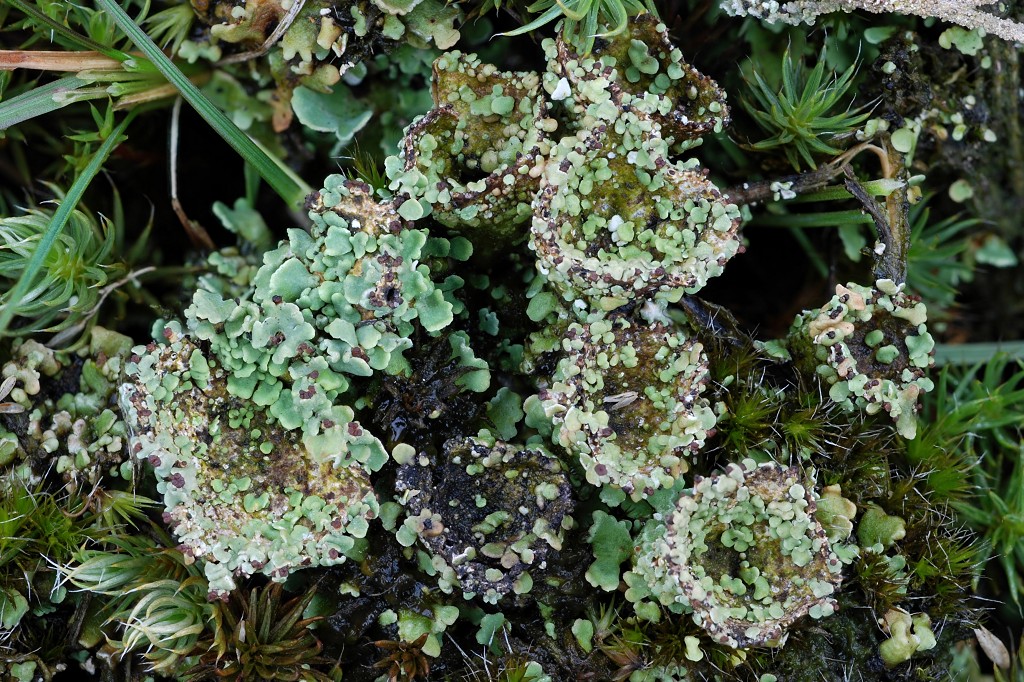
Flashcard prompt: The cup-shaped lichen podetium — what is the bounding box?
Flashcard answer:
[535,316,716,500]
[531,125,742,309]
[658,460,843,647]
[394,437,574,604]
[120,330,384,600]
[543,15,730,152]
[789,279,935,439]
[385,51,555,236]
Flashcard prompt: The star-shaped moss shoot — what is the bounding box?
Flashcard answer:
[543,15,730,152]
[535,316,716,500]
[386,51,555,240]
[789,279,935,439]
[649,460,844,647]
[394,436,574,604]
[121,329,382,599]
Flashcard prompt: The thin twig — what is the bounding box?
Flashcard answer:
[678,295,747,344]
[113,83,179,110]
[833,141,892,178]
[723,141,893,206]
[880,135,911,282]
[722,162,843,205]
[169,96,216,250]
[45,265,158,348]
[842,165,906,283]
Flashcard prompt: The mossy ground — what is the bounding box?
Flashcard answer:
[1,1,1023,681]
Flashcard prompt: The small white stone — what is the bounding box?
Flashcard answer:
[551,78,571,101]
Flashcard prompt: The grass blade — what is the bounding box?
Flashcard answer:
[785,225,828,278]
[0,113,133,337]
[502,5,565,37]
[786,179,904,203]
[94,0,311,207]
[751,209,874,228]
[935,342,1024,366]
[0,76,93,129]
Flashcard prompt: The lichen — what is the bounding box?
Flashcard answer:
[531,24,741,309]
[531,129,741,309]
[385,51,555,238]
[532,315,716,500]
[542,15,730,152]
[856,505,906,549]
[394,436,574,603]
[192,0,461,128]
[814,484,857,543]
[371,334,491,448]
[0,327,133,488]
[117,177,490,597]
[0,5,997,679]
[878,608,937,667]
[789,279,935,439]
[633,460,847,647]
[719,0,1024,45]
[197,178,467,386]
[120,329,382,599]
[380,20,741,306]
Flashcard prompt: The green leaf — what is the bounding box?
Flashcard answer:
[433,604,460,628]
[398,610,433,642]
[752,210,873,228]
[948,179,975,203]
[501,5,564,37]
[837,223,867,262]
[863,26,899,45]
[0,585,29,629]
[486,388,524,441]
[934,342,1024,366]
[5,0,129,57]
[292,85,374,150]
[476,612,507,649]
[526,291,559,322]
[417,289,454,332]
[94,0,311,207]
[975,234,1019,268]
[212,198,272,251]
[585,511,633,591]
[572,618,595,652]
